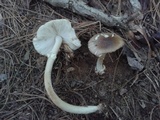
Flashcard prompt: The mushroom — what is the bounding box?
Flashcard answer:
[33,19,102,114]
[88,33,124,75]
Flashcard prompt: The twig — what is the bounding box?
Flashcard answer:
[150,105,159,120]
[44,0,128,30]
[109,106,122,120]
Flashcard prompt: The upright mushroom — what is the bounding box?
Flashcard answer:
[33,19,102,114]
[88,33,124,75]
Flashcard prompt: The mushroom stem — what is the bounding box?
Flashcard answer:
[95,54,106,75]
[44,36,102,114]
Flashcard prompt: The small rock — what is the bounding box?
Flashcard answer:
[127,56,144,71]
[67,67,75,72]
[23,50,30,61]
[119,88,127,95]
[0,74,7,82]
[70,81,76,88]
[139,100,146,108]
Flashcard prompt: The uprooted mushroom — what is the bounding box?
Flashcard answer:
[33,19,102,114]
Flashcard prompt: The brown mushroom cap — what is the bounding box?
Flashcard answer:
[88,33,124,57]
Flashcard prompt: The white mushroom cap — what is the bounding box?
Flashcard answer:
[33,19,81,57]
[88,33,124,57]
